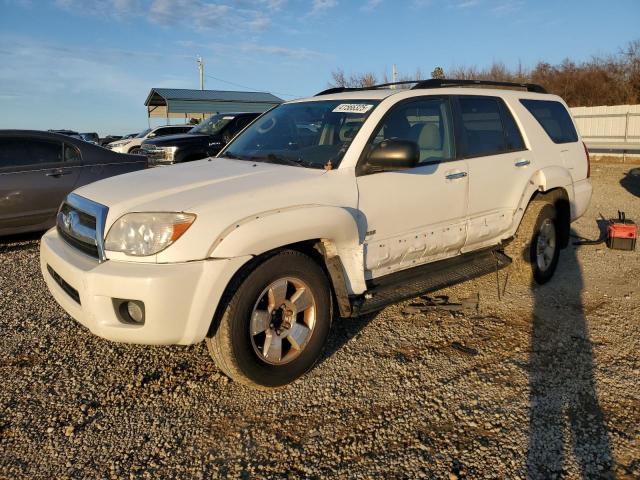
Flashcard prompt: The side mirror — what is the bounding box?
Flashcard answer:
[360,139,419,175]
[147,132,156,138]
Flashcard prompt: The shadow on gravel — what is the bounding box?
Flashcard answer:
[0,231,43,253]
[527,234,613,478]
[620,167,640,197]
[318,312,378,366]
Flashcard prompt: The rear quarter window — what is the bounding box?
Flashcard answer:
[520,99,578,144]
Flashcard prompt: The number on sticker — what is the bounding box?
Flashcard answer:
[332,104,374,114]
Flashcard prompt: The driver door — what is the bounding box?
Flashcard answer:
[356,97,469,279]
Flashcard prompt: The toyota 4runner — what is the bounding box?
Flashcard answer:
[40,79,592,388]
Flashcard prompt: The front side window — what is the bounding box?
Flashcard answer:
[135,129,151,139]
[0,138,62,168]
[520,99,578,144]
[366,97,456,164]
[221,100,380,169]
[0,139,29,168]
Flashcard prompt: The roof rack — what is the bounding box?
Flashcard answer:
[411,79,547,93]
[314,78,547,96]
[315,81,421,96]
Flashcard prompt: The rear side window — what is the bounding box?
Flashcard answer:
[498,102,525,151]
[458,97,506,157]
[64,144,82,163]
[520,99,578,144]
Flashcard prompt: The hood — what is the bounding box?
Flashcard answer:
[73,157,358,263]
[143,132,209,147]
[74,157,326,224]
[107,139,131,147]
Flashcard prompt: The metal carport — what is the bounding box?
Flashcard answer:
[144,88,283,122]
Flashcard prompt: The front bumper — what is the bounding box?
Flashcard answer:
[40,228,250,345]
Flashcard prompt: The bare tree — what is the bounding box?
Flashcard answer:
[329,39,640,105]
[329,68,378,88]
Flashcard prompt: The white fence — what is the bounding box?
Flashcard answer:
[570,105,640,156]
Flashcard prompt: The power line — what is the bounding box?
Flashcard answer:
[203,73,302,98]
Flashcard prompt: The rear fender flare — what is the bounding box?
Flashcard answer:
[511,166,574,237]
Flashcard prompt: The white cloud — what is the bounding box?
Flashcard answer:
[310,0,337,15]
[361,0,382,11]
[52,0,276,32]
[491,0,524,15]
[456,0,480,8]
[0,36,189,101]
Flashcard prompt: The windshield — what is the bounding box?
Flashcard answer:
[135,128,151,139]
[190,114,235,135]
[220,100,380,169]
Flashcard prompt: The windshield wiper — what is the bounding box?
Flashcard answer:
[221,151,244,160]
[249,154,304,167]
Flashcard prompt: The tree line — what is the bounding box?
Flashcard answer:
[329,39,640,107]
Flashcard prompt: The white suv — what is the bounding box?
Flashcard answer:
[41,79,592,388]
[106,124,192,154]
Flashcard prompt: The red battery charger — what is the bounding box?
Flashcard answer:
[607,211,637,251]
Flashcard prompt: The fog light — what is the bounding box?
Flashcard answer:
[114,299,145,325]
[126,301,144,323]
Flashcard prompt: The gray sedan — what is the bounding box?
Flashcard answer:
[0,130,146,236]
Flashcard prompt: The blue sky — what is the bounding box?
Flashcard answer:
[1,0,639,135]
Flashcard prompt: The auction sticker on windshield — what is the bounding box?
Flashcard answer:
[332,104,374,114]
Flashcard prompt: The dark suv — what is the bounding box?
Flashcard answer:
[141,112,260,166]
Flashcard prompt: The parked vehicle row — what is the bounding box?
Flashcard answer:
[0,130,146,236]
[141,113,260,166]
[39,79,592,389]
[105,125,192,155]
[0,114,267,237]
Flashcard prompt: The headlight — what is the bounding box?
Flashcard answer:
[163,146,178,162]
[105,212,196,256]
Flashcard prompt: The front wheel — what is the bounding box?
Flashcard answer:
[505,200,560,285]
[206,250,332,388]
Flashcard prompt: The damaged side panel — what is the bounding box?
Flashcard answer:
[365,219,467,278]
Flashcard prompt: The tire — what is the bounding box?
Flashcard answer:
[505,200,560,285]
[206,250,333,388]
[129,147,141,155]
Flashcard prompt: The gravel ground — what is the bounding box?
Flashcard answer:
[1,163,639,479]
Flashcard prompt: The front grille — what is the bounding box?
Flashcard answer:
[57,225,99,258]
[56,194,108,261]
[60,203,96,229]
[47,264,81,304]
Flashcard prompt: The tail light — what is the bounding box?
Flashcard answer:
[583,141,591,178]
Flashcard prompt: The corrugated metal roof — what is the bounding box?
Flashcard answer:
[145,88,283,106]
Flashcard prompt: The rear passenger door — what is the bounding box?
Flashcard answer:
[0,137,81,232]
[455,96,532,251]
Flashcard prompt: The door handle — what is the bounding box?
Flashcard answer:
[45,169,71,177]
[514,159,530,167]
[445,171,468,180]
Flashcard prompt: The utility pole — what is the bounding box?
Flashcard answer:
[391,64,398,89]
[197,56,204,90]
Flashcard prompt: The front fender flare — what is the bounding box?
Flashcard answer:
[208,205,367,294]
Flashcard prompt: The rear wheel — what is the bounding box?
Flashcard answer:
[206,250,332,388]
[505,200,560,285]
